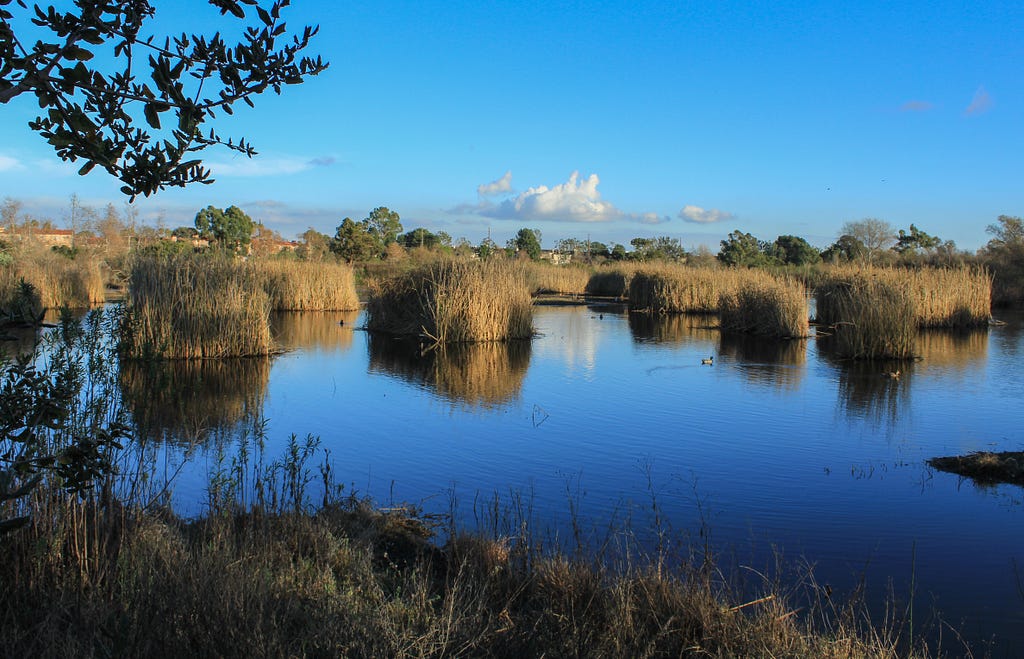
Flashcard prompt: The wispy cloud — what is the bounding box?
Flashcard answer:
[477,170,512,196]
[207,154,336,177]
[965,86,993,116]
[899,100,933,112]
[480,171,620,223]
[0,154,24,172]
[679,204,734,224]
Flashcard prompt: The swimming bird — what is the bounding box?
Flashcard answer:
[887,369,900,379]
[701,356,714,365]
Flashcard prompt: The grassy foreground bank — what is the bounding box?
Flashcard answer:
[1,487,934,658]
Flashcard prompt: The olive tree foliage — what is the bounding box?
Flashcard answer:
[894,224,941,254]
[0,0,327,199]
[510,227,541,260]
[194,204,253,253]
[717,230,763,267]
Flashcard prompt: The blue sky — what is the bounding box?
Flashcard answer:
[1,0,1021,250]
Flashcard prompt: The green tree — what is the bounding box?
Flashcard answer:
[611,243,627,260]
[985,215,1024,249]
[364,207,402,251]
[717,230,764,267]
[513,228,542,260]
[894,224,941,254]
[297,228,331,262]
[331,217,377,263]
[477,237,498,260]
[773,235,821,265]
[194,205,254,253]
[400,227,443,250]
[0,1,327,198]
[821,234,868,263]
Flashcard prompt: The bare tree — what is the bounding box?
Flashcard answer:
[840,218,895,263]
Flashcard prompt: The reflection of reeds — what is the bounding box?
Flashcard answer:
[832,359,909,426]
[119,357,270,443]
[1,252,105,309]
[270,310,360,352]
[717,333,807,391]
[366,260,533,343]
[367,334,531,407]
[916,329,988,373]
[254,259,359,311]
[816,275,916,360]
[718,277,809,338]
[525,263,590,295]
[121,254,272,359]
[628,313,717,344]
[628,266,753,314]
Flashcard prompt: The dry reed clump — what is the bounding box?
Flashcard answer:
[816,274,917,360]
[254,259,359,311]
[903,266,991,327]
[2,252,105,309]
[525,262,591,295]
[718,276,809,338]
[817,265,991,328]
[586,262,642,298]
[120,253,272,359]
[628,265,754,314]
[366,259,533,343]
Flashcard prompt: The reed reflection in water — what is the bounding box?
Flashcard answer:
[915,328,988,377]
[120,357,271,444]
[367,334,531,408]
[717,332,808,391]
[628,312,717,345]
[271,310,361,352]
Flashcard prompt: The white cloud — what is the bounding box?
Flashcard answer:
[965,86,993,116]
[206,154,335,177]
[482,171,620,223]
[477,170,512,196]
[0,154,23,172]
[679,204,734,224]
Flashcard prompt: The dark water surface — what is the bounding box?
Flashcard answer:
[128,305,1024,655]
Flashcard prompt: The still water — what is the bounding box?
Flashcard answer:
[124,304,1023,655]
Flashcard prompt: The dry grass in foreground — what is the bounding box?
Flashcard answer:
[928,451,1024,487]
[0,489,938,659]
[1,251,105,310]
[366,259,533,343]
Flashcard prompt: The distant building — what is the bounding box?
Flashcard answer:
[0,226,73,247]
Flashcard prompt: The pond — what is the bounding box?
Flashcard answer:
[113,304,1024,655]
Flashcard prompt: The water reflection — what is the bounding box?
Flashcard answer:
[828,358,909,426]
[120,357,270,444]
[628,313,717,344]
[916,329,988,376]
[367,335,531,408]
[271,310,360,352]
[717,333,807,390]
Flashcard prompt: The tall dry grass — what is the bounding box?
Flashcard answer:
[628,265,755,314]
[816,275,917,360]
[1,252,105,310]
[525,262,591,295]
[254,259,359,311]
[366,259,533,343]
[120,253,272,359]
[586,262,642,298]
[718,276,809,338]
[817,265,991,328]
